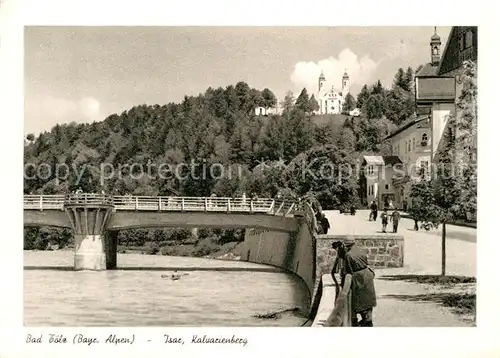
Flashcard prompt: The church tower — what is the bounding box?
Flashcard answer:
[342,70,350,94]
[318,70,326,93]
[430,27,442,66]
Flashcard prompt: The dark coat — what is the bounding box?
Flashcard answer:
[321,216,330,232]
[342,246,377,313]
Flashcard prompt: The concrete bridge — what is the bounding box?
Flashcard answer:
[24,194,407,324]
[23,194,312,271]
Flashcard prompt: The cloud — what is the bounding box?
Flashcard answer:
[290,48,378,96]
[25,95,103,134]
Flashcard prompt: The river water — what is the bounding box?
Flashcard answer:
[24,251,310,327]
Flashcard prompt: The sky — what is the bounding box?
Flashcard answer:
[24,26,451,135]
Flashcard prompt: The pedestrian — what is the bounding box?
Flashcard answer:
[381,208,388,233]
[370,201,378,221]
[331,238,377,327]
[321,213,330,234]
[390,208,401,233]
[414,219,419,231]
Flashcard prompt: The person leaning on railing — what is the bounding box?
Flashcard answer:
[331,238,377,327]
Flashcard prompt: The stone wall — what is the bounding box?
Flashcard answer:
[316,234,404,278]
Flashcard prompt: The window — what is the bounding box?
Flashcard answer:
[433,46,438,55]
[408,141,411,152]
[413,138,415,150]
[420,160,429,175]
[459,30,474,51]
[421,133,428,147]
[385,184,389,190]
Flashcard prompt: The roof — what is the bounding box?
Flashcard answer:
[382,156,403,166]
[363,156,385,165]
[383,116,429,140]
[437,26,477,76]
[415,63,438,77]
[362,155,403,166]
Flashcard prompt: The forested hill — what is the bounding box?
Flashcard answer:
[24,66,417,206]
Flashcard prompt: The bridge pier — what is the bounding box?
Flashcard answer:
[64,204,114,271]
[105,231,118,270]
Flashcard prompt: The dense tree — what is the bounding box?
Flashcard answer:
[294,88,311,113]
[309,94,320,113]
[363,94,386,120]
[261,88,277,111]
[280,91,295,113]
[356,85,370,109]
[341,93,356,114]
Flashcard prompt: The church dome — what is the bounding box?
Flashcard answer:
[342,70,349,78]
[430,27,441,44]
[319,71,326,80]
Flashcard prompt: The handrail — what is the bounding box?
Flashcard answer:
[23,195,305,217]
[324,273,353,327]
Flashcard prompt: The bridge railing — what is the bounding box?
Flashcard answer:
[24,195,304,217]
[113,196,304,216]
[65,193,115,205]
[23,195,65,210]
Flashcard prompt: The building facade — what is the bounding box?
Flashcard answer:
[385,26,478,211]
[315,70,350,115]
[384,117,432,209]
[361,155,403,209]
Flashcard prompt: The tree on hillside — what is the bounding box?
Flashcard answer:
[341,93,356,114]
[309,94,320,113]
[393,68,407,91]
[280,91,295,113]
[294,88,312,113]
[26,133,35,142]
[385,67,416,125]
[250,89,264,110]
[283,144,360,210]
[384,87,414,125]
[371,80,385,95]
[404,67,415,93]
[261,88,277,112]
[356,85,370,109]
[363,93,386,119]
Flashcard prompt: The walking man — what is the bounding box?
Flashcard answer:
[391,208,401,233]
[332,238,377,326]
[380,208,388,233]
[369,201,378,221]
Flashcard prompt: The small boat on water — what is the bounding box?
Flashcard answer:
[161,271,184,280]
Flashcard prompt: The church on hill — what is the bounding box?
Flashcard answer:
[314,70,350,115]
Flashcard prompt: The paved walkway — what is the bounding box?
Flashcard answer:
[323,210,477,326]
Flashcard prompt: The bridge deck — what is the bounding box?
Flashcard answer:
[23,194,304,217]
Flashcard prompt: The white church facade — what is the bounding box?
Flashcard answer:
[315,70,350,115]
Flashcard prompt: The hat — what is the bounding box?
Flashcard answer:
[343,237,356,246]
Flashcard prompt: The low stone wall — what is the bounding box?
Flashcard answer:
[316,234,404,278]
[241,220,316,307]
